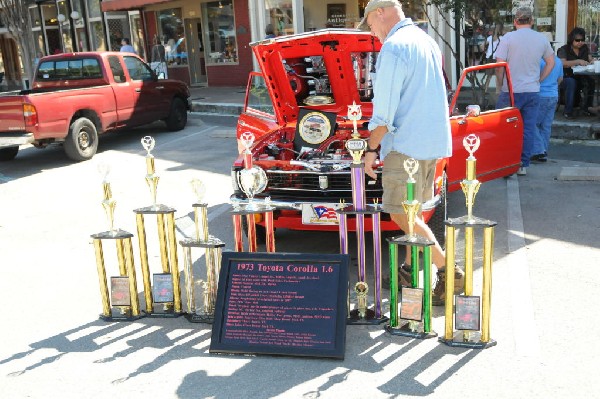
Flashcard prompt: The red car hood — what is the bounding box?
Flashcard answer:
[250,29,382,127]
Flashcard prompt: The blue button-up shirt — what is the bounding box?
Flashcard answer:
[368,19,451,160]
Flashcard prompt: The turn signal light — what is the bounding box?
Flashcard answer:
[23,103,38,126]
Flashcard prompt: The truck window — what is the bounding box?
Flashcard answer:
[123,56,153,82]
[108,56,126,83]
[37,58,102,80]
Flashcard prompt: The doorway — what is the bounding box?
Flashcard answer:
[185,18,207,86]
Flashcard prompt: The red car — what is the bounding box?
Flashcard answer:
[231,29,522,241]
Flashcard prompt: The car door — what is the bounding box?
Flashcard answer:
[106,55,136,127]
[446,62,523,192]
[122,55,169,125]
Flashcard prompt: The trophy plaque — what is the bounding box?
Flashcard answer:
[91,164,143,321]
[439,134,497,349]
[180,178,226,323]
[386,158,437,339]
[337,102,387,325]
[134,136,183,318]
[232,132,276,253]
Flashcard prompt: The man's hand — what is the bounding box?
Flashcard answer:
[364,152,378,180]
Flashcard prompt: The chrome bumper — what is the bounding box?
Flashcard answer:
[0,133,34,148]
[229,194,440,212]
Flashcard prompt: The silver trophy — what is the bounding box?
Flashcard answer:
[237,166,268,211]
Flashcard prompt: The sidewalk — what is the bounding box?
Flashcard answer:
[189,86,600,142]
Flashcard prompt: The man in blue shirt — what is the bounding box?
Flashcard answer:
[120,38,136,54]
[359,0,464,305]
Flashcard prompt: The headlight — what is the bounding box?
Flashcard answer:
[231,168,240,192]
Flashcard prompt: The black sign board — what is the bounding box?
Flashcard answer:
[455,295,481,331]
[210,252,349,359]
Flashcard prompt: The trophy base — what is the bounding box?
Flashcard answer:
[347,309,389,325]
[185,312,214,324]
[438,332,497,349]
[385,323,438,339]
[142,307,184,318]
[99,308,145,322]
[446,215,498,228]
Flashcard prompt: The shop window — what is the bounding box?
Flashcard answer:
[202,1,238,64]
[86,0,102,19]
[265,0,294,36]
[577,0,599,54]
[41,4,59,26]
[158,8,188,66]
[29,7,42,28]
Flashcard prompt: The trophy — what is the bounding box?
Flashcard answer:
[439,134,497,349]
[337,102,386,324]
[90,163,142,321]
[386,158,436,339]
[181,178,225,323]
[232,132,276,253]
[142,136,160,210]
[134,136,183,318]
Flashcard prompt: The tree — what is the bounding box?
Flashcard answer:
[0,0,36,85]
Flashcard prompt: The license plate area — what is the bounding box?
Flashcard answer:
[301,203,340,225]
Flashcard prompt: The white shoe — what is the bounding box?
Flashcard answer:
[517,167,527,176]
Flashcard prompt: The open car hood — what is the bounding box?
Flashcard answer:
[250,29,382,126]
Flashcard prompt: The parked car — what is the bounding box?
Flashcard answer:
[0,52,190,162]
[231,29,523,241]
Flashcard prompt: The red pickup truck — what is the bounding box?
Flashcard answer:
[0,52,190,161]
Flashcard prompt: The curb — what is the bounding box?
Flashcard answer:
[190,102,243,117]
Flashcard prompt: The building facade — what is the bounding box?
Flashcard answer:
[0,0,597,89]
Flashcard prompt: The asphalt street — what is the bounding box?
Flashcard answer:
[0,114,599,399]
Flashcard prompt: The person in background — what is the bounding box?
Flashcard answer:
[557,27,596,119]
[120,38,136,54]
[265,24,276,39]
[494,7,555,176]
[532,55,563,163]
[483,25,503,93]
[358,0,464,305]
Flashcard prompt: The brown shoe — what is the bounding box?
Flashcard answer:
[432,265,466,306]
[398,263,413,287]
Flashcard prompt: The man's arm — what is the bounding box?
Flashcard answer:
[540,54,555,82]
[495,57,506,93]
[364,125,387,180]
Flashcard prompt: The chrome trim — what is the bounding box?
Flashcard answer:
[506,117,519,122]
[0,133,34,147]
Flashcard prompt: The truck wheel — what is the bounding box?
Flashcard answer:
[0,146,19,161]
[64,117,98,161]
[165,98,187,131]
[428,171,447,248]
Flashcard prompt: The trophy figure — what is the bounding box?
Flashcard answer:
[141,136,160,210]
[232,132,276,253]
[181,178,225,323]
[134,136,182,318]
[337,102,386,325]
[386,158,437,339]
[90,163,142,321]
[439,134,497,349]
[98,163,117,236]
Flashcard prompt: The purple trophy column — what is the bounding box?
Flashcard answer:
[372,212,382,318]
[351,164,367,282]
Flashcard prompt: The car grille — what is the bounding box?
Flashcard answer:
[264,169,383,201]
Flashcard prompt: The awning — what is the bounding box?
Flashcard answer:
[100,0,170,12]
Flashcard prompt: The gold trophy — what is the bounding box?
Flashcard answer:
[181,178,225,323]
[91,163,142,321]
[439,134,497,349]
[141,136,160,210]
[134,136,182,318]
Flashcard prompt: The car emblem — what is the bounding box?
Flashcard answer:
[319,175,328,189]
